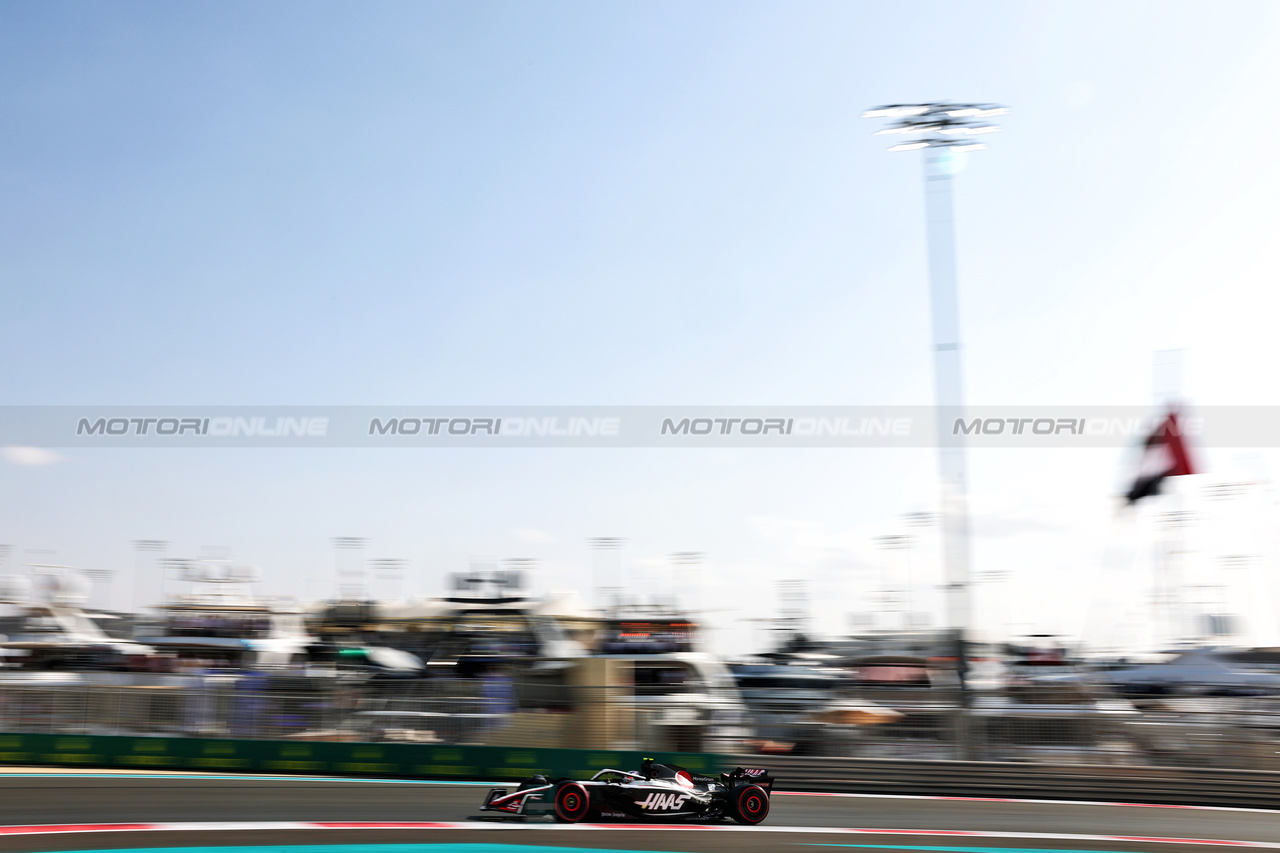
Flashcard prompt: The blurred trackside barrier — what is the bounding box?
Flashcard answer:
[5,733,1280,809]
[756,752,1280,809]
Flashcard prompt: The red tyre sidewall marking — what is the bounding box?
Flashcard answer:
[556,782,589,821]
[739,786,769,823]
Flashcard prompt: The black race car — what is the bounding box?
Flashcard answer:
[480,758,773,824]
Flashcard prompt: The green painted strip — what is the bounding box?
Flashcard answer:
[0,732,725,784]
[0,772,496,785]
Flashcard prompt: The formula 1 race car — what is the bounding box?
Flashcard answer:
[479,758,773,824]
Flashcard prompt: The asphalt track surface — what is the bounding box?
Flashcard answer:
[2,771,1279,853]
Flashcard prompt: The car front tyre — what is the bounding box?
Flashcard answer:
[553,782,592,823]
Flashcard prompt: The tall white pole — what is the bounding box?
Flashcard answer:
[923,149,974,676]
[864,102,1005,713]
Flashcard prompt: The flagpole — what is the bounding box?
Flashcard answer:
[1152,352,1190,650]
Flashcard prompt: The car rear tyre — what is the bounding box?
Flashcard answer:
[731,785,769,825]
[553,782,591,823]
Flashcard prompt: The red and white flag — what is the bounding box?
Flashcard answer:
[1125,410,1196,503]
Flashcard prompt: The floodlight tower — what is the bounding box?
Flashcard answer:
[587,537,626,613]
[862,102,1007,689]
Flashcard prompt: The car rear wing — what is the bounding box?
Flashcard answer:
[723,766,774,792]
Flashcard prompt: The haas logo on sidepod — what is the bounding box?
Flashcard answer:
[640,792,690,811]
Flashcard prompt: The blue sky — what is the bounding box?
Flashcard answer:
[3,2,1280,651]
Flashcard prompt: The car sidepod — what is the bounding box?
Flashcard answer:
[584,779,711,820]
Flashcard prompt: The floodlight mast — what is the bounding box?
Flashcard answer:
[862,102,1007,700]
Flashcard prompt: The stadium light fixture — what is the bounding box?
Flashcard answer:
[862,101,1007,151]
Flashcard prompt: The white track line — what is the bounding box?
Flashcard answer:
[776,791,1280,816]
[0,822,1278,848]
